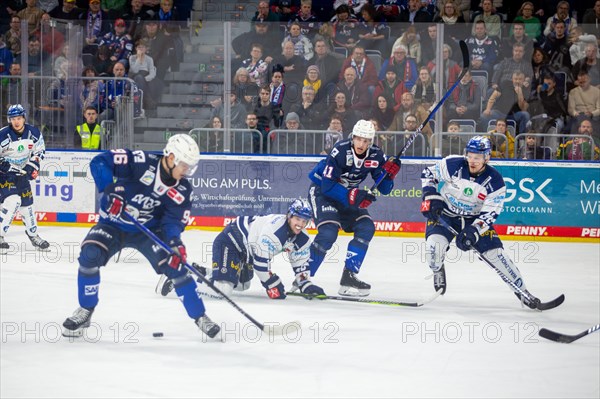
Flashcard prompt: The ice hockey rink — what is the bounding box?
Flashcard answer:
[1,226,598,398]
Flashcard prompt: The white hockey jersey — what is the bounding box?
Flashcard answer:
[421,155,506,234]
[232,214,311,282]
[0,123,46,170]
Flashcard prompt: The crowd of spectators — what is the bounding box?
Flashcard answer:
[1,0,600,159]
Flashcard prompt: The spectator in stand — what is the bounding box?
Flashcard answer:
[501,22,534,60]
[303,64,324,103]
[254,85,279,133]
[465,20,498,76]
[141,19,173,84]
[122,0,154,41]
[487,118,515,158]
[252,0,280,22]
[373,0,402,22]
[98,60,135,122]
[16,0,44,34]
[333,0,368,17]
[392,25,421,65]
[433,0,466,42]
[412,66,436,110]
[481,70,530,134]
[74,106,102,149]
[34,13,65,57]
[338,45,378,92]
[518,134,551,160]
[211,93,248,129]
[50,0,83,20]
[272,39,305,87]
[379,44,418,89]
[529,72,567,149]
[357,4,388,55]
[232,22,279,61]
[245,111,268,153]
[308,38,342,94]
[398,0,432,26]
[420,24,437,68]
[320,114,344,154]
[373,65,407,112]
[491,43,534,90]
[582,1,600,37]
[513,2,542,43]
[274,112,316,154]
[201,116,224,153]
[544,1,577,37]
[233,67,258,112]
[241,43,271,87]
[568,69,600,129]
[81,0,112,55]
[446,70,482,122]
[471,0,502,38]
[370,95,395,131]
[128,38,157,109]
[572,43,600,88]
[290,85,325,129]
[283,21,313,61]
[426,43,461,90]
[556,119,600,160]
[290,0,319,39]
[99,18,134,63]
[273,0,300,24]
[53,43,70,76]
[16,35,50,77]
[91,43,113,76]
[0,36,14,76]
[569,28,599,66]
[388,92,432,139]
[530,47,556,97]
[4,16,22,58]
[435,0,470,22]
[269,64,286,127]
[331,4,361,50]
[334,66,371,118]
[79,65,105,113]
[101,0,127,15]
[327,91,360,132]
[1,63,22,115]
[156,0,184,69]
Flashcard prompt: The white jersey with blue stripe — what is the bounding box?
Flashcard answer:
[421,155,506,233]
[233,214,311,282]
[0,123,45,170]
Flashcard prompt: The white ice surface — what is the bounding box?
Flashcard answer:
[1,226,599,398]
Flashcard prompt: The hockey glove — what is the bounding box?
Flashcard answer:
[0,160,11,174]
[456,225,480,252]
[167,238,187,271]
[420,192,446,221]
[261,273,286,299]
[23,161,40,180]
[106,193,126,219]
[348,188,377,209]
[382,156,401,180]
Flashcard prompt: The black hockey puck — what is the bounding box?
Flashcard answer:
[152,332,164,338]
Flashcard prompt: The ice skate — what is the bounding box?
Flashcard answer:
[433,265,446,295]
[515,290,541,310]
[195,313,220,339]
[27,234,50,250]
[155,275,174,297]
[62,307,94,337]
[338,268,371,297]
[0,236,8,250]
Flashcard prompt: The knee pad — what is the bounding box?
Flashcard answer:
[78,243,109,272]
[353,217,375,242]
[425,234,449,272]
[313,222,339,251]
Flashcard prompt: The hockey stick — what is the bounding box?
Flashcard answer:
[370,40,470,192]
[539,324,600,343]
[124,212,300,336]
[436,217,564,311]
[286,289,442,307]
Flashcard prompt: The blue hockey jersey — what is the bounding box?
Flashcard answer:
[91,149,192,242]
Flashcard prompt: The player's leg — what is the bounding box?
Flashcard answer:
[424,219,455,295]
[473,229,540,308]
[0,193,20,249]
[62,223,121,337]
[338,213,375,297]
[140,232,220,338]
[18,183,49,249]
[307,185,341,276]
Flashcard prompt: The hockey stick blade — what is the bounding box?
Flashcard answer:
[286,290,442,307]
[536,294,565,311]
[539,324,600,343]
[370,40,470,191]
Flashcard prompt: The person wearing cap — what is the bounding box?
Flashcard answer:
[98,17,134,62]
[303,64,323,102]
[271,111,308,154]
[80,0,112,54]
[50,0,83,20]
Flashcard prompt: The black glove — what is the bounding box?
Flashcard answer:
[166,238,187,271]
[295,272,325,297]
[0,160,11,174]
[348,188,377,209]
[261,273,286,299]
[23,161,39,180]
[456,225,480,251]
[382,156,401,180]
[420,192,446,220]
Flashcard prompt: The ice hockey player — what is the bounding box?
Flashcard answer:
[306,119,402,296]
[156,199,325,299]
[420,136,541,308]
[62,134,221,339]
[0,104,49,251]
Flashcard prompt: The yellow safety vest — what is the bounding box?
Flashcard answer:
[76,123,101,150]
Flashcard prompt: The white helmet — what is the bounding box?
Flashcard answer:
[351,119,375,140]
[163,134,201,176]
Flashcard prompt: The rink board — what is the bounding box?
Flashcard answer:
[12,151,600,241]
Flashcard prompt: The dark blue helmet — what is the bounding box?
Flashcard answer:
[288,199,312,220]
[465,136,492,156]
[7,104,26,123]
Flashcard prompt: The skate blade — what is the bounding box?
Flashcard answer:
[338,286,370,297]
[62,327,86,338]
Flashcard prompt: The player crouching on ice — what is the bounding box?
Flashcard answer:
[0,104,49,250]
[420,136,542,308]
[156,199,325,299]
[62,134,221,339]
